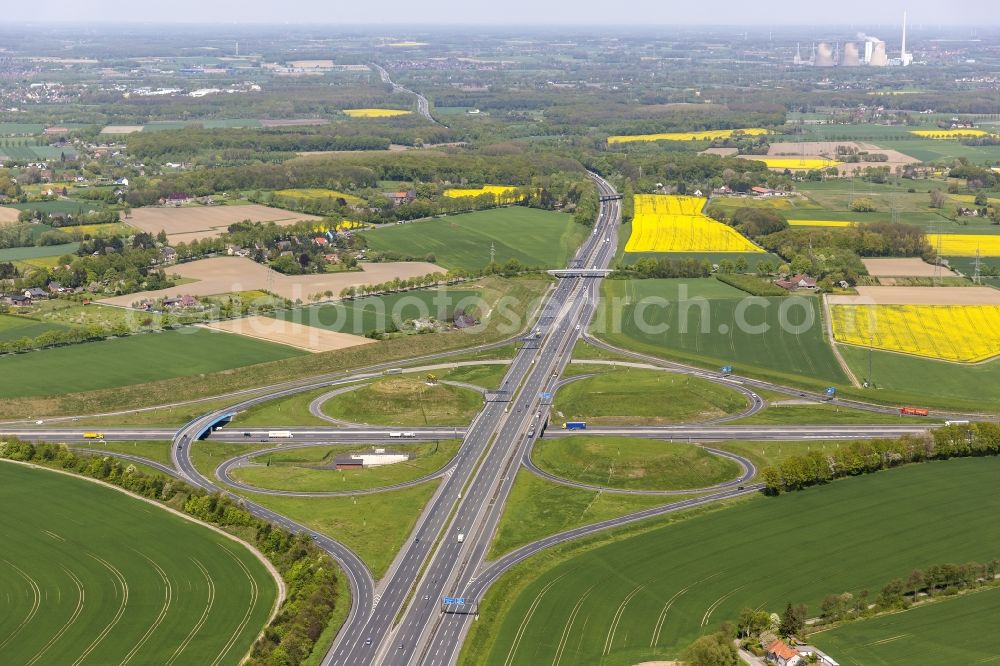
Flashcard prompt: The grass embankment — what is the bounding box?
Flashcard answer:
[554,367,747,425]
[73,439,175,466]
[464,457,1000,666]
[359,207,588,272]
[533,436,743,491]
[487,469,696,559]
[234,386,340,427]
[0,277,549,418]
[230,440,460,492]
[436,363,509,390]
[0,462,277,666]
[321,376,482,426]
[732,402,927,425]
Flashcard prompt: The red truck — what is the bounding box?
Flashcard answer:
[900,407,930,416]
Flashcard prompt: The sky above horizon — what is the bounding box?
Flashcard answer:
[7,1,998,27]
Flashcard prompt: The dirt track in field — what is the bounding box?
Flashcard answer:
[201,316,375,353]
[862,258,949,277]
[98,256,445,307]
[828,286,1000,305]
[124,204,323,244]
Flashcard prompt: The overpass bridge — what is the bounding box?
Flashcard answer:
[547,268,614,278]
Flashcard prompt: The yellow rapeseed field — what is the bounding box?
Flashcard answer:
[625,194,763,253]
[342,108,412,118]
[926,234,1000,257]
[831,304,1000,363]
[274,188,364,205]
[787,219,855,228]
[910,129,990,139]
[335,220,367,232]
[443,185,521,200]
[753,157,842,170]
[607,128,770,145]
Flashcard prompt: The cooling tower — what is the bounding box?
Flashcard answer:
[815,42,836,67]
[842,42,861,66]
[869,41,888,66]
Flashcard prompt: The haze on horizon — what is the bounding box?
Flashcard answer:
[7,0,998,27]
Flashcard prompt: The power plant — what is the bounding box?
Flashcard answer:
[793,11,912,67]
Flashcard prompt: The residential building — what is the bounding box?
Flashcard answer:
[766,640,802,666]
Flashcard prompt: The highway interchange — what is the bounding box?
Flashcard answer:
[0,170,975,665]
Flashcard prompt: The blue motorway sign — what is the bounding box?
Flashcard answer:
[541,392,552,400]
[826,387,837,396]
[721,366,733,373]
[443,596,466,605]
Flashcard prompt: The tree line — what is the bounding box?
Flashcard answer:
[761,424,1000,494]
[0,438,342,666]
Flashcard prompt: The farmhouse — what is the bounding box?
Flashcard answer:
[774,274,817,291]
[24,287,47,299]
[4,293,31,306]
[386,190,417,206]
[334,449,410,470]
[766,639,802,666]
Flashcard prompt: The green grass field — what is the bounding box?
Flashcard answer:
[321,376,482,426]
[358,207,588,272]
[0,122,45,135]
[230,440,460,492]
[0,242,80,262]
[465,457,1000,666]
[594,278,848,387]
[838,345,1000,411]
[0,313,69,342]
[487,468,693,559]
[0,462,277,666]
[8,198,105,214]
[811,587,1000,665]
[271,288,481,335]
[554,367,747,425]
[0,328,305,398]
[533,436,742,491]
[189,439,440,578]
[246,481,440,580]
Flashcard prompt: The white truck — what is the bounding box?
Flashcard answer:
[268,430,293,439]
[457,533,465,543]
